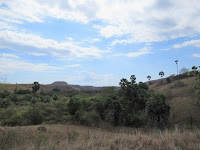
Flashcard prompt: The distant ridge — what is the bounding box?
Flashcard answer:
[51,81,68,86]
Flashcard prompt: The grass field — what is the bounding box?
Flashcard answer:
[1,124,200,150]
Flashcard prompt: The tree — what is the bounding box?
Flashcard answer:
[192,66,198,71]
[32,82,40,94]
[146,93,170,128]
[53,94,58,101]
[119,75,149,127]
[159,71,164,78]
[175,60,179,76]
[179,67,189,74]
[147,75,151,81]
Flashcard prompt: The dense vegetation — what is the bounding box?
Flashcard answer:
[0,66,199,129]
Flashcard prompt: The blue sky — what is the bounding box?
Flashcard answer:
[0,0,200,86]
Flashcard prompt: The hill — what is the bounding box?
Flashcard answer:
[148,76,200,126]
[0,75,199,126]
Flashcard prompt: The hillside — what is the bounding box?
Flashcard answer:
[0,75,199,126]
[149,76,200,126]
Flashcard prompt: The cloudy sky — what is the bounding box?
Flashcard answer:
[0,0,200,86]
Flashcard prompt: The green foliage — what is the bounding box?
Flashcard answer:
[8,94,18,103]
[118,75,149,127]
[0,98,10,108]
[24,107,44,125]
[5,113,26,126]
[146,93,170,128]
[0,90,10,98]
[15,89,31,94]
[75,110,101,126]
[31,97,37,104]
[52,87,61,92]
[32,82,40,93]
[67,98,82,115]
[53,94,58,101]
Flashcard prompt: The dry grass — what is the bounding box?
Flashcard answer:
[149,76,200,125]
[0,124,200,150]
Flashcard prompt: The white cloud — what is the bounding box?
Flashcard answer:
[114,47,151,57]
[173,39,200,48]
[0,30,105,59]
[91,38,101,43]
[30,53,46,56]
[0,57,80,73]
[193,54,200,58]
[1,0,200,45]
[67,71,119,86]
[1,53,19,58]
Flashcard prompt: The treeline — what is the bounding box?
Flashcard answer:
[0,66,199,129]
[0,75,170,129]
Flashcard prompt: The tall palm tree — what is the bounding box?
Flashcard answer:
[147,75,151,81]
[175,60,178,75]
[159,71,164,78]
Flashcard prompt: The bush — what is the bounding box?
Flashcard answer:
[15,89,31,94]
[0,98,10,108]
[8,94,18,103]
[5,113,25,126]
[24,107,44,125]
[146,93,170,128]
[0,90,10,99]
[75,110,101,126]
[52,87,61,92]
[68,98,82,115]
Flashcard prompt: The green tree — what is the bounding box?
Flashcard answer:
[0,98,10,108]
[32,82,40,94]
[68,98,82,115]
[119,75,149,127]
[146,93,170,128]
[53,94,58,101]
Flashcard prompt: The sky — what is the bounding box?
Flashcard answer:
[0,0,200,86]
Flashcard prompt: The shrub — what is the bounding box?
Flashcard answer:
[5,113,26,126]
[15,89,31,94]
[24,107,44,125]
[75,110,101,126]
[68,98,82,115]
[8,94,18,103]
[0,98,10,108]
[53,87,61,92]
[53,94,58,101]
[0,90,10,99]
[146,93,170,128]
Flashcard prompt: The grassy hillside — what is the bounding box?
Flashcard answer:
[1,124,200,150]
[0,75,199,126]
[149,76,200,126]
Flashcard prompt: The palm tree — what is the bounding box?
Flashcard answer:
[147,75,151,81]
[32,82,40,94]
[175,60,178,75]
[159,71,164,78]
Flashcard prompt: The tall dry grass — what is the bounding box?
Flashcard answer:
[0,124,200,150]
